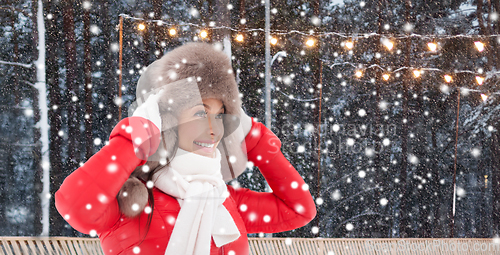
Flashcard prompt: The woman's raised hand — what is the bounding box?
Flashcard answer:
[132,89,165,131]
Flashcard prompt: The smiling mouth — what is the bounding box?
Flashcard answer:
[193,141,215,148]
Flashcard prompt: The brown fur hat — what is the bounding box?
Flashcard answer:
[118,42,248,218]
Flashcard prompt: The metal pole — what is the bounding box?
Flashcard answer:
[118,15,123,120]
[264,3,272,238]
[264,0,271,129]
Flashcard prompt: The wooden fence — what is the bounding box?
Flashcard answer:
[2,237,499,254]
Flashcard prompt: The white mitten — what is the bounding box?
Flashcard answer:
[132,89,164,131]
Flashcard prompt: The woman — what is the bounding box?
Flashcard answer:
[55,42,316,255]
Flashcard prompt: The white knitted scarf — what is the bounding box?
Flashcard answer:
[152,147,240,255]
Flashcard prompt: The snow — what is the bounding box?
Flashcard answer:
[380,198,388,206]
[358,170,366,178]
[30,0,51,236]
[345,223,354,231]
[311,226,319,234]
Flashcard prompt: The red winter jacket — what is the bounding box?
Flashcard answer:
[55,116,316,255]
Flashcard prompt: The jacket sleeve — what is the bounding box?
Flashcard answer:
[228,118,317,234]
[55,116,161,234]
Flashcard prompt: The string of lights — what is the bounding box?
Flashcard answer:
[118,14,499,102]
[119,14,500,39]
[324,61,500,79]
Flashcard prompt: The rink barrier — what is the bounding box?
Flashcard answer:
[1,237,499,254]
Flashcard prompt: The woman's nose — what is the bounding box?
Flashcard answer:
[206,114,223,138]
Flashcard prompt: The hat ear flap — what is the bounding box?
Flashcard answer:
[117,177,148,218]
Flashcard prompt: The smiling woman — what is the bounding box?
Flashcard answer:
[177,98,225,158]
[54,42,316,255]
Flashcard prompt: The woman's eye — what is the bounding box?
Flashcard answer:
[195,111,207,117]
[216,113,224,119]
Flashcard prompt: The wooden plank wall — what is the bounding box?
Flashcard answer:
[1,237,500,255]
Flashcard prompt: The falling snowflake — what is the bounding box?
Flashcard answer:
[114,97,123,107]
[379,101,388,110]
[471,148,481,158]
[297,145,305,153]
[358,170,366,178]
[365,148,374,157]
[311,226,319,234]
[493,235,500,244]
[90,25,100,35]
[189,8,199,17]
[133,246,140,254]
[380,198,388,206]
[263,215,271,222]
[311,16,321,26]
[111,43,119,52]
[331,190,341,200]
[231,180,240,189]
[302,184,309,191]
[457,187,466,197]
[346,223,354,231]
[82,1,92,9]
[346,138,355,146]
[98,194,109,204]
[246,161,254,169]
[403,23,413,32]
[315,197,324,205]
[382,138,390,146]
[358,109,367,117]
[440,84,450,94]
[408,154,419,165]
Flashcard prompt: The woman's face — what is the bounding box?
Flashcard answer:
[177,98,225,158]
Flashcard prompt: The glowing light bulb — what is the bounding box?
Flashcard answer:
[169,28,177,36]
[137,23,146,31]
[235,34,244,42]
[355,70,363,78]
[444,75,452,83]
[306,38,315,47]
[345,41,354,49]
[413,70,421,78]
[475,76,485,85]
[200,30,208,39]
[270,37,278,45]
[481,94,488,101]
[382,39,394,50]
[474,41,485,52]
[382,74,390,81]
[427,42,437,52]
